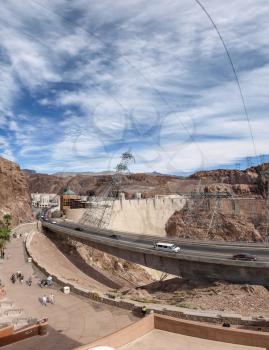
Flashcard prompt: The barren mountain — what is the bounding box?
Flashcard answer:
[28,172,183,197]
[28,164,269,198]
[27,173,67,194]
[0,157,32,225]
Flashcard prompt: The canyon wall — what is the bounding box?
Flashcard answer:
[0,157,32,225]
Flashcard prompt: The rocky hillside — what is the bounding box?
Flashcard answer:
[121,278,269,317]
[27,173,66,194]
[190,163,269,197]
[165,201,264,242]
[27,172,183,198]
[27,164,269,199]
[0,157,32,225]
[164,164,269,242]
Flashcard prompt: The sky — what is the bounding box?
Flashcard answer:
[0,0,268,175]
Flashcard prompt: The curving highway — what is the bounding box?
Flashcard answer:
[44,220,269,262]
[42,220,269,285]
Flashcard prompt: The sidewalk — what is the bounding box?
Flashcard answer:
[28,230,111,292]
[0,235,136,350]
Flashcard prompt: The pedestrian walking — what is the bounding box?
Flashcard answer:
[49,293,55,305]
[42,295,47,306]
[20,275,24,284]
[27,277,32,286]
[10,274,16,284]
[141,306,148,316]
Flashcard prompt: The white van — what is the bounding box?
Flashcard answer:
[154,242,180,253]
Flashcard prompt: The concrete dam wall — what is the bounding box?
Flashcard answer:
[65,195,186,236]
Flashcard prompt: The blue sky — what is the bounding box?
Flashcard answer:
[0,0,268,174]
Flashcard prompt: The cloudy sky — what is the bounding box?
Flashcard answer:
[0,0,268,174]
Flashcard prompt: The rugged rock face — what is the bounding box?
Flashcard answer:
[27,173,66,194]
[0,157,32,225]
[191,163,269,197]
[166,204,263,242]
[165,164,269,242]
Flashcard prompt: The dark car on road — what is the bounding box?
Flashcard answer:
[75,227,83,231]
[232,253,257,261]
[110,234,119,239]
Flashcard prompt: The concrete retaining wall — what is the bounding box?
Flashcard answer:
[154,315,269,349]
[0,322,48,347]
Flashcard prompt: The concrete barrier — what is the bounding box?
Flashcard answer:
[154,315,269,349]
[0,321,48,347]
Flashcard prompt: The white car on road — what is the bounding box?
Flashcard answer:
[154,242,180,253]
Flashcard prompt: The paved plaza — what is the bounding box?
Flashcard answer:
[0,235,137,349]
[120,330,264,350]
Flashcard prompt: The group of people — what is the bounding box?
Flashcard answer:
[10,271,32,286]
[39,276,53,288]
[41,293,55,306]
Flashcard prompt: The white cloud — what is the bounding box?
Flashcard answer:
[0,136,16,162]
[0,0,268,173]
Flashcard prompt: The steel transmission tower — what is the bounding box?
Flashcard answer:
[261,170,269,243]
[80,150,135,228]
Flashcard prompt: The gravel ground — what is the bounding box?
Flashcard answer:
[122,278,269,316]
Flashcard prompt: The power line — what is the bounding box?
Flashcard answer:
[193,0,258,158]
[27,0,208,169]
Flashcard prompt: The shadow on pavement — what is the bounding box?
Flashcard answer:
[45,231,122,289]
[1,325,82,350]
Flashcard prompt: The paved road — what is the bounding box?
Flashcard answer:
[42,221,269,263]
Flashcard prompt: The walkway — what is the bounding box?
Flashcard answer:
[120,330,262,350]
[0,234,137,350]
[28,230,114,291]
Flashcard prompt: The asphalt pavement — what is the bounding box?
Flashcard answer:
[42,221,269,263]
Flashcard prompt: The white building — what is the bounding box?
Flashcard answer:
[31,193,60,208]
